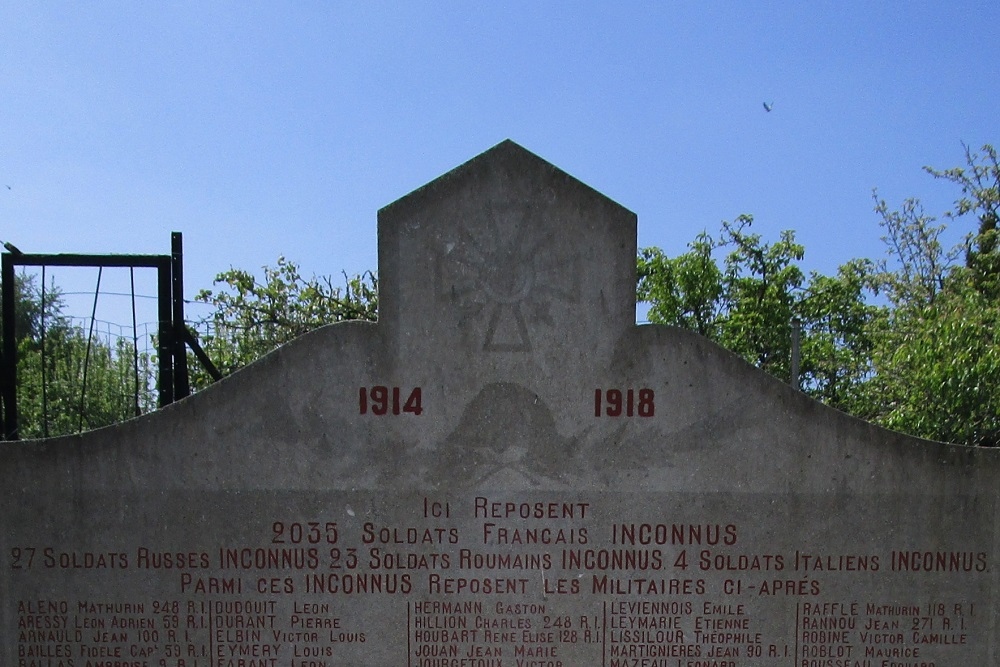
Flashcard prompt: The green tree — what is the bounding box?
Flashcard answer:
[715,216,805,379]
[927,143,1000,299]
[639,218,882,412]
[861,147,1000,445]
[638,143,1000,446]
[637,230,723,337]
[190,257,377,387]
[870,195,957,307]
[796,259,883,414]
[864,284,1000,446]
[10,272,67,346]
[12,272,155,439]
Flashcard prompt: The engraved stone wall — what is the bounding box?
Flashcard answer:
[2,140,998,667]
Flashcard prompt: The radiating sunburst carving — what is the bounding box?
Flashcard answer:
[438,200,579,351]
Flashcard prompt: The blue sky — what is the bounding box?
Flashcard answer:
[2,2,997,329]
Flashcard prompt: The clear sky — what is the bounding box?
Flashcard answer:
[2,2,997,329]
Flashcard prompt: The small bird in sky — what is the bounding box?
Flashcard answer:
[763,101,774,112]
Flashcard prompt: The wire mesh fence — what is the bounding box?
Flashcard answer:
[17,317,160,439]
[16,308,233,439]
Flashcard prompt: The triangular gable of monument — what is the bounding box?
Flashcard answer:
[378,139,636,361]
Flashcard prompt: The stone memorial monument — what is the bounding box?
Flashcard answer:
[3,139,999,667]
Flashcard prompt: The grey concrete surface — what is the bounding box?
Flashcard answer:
[2,140,997,666]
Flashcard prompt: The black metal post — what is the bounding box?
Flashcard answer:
[183,327,223,382]
[1,254,17,440]
[171,232,189,400]
[157,259,174,407]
